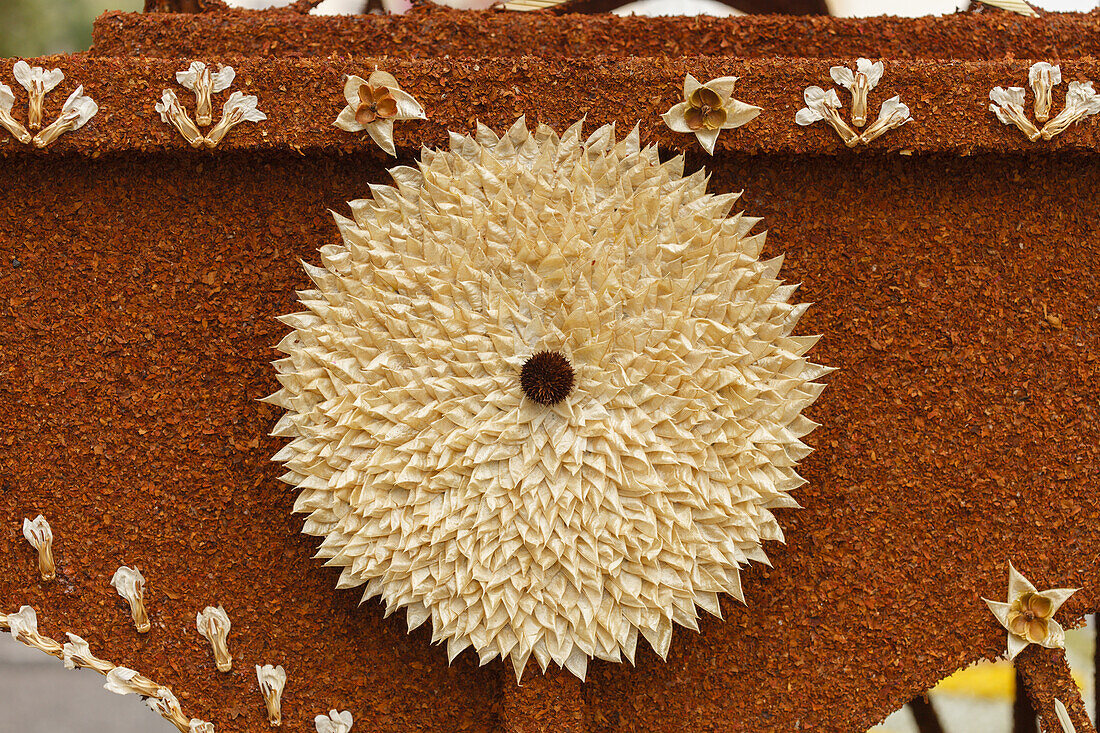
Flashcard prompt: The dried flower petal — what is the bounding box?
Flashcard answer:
[204,91,266,148]
[7,605,62,658]
[176,62,235,126]
[983,562,1078,660]
[830,58,883,127]
[156,89,205,148]
[104,666,163,697]
[196,606,233,672]
[62,632,113,674]
[189,721,215,733]
[1040,80,1100,140]
[147,688,191,733]
[111,565,151,633]
[796,86,859,147]
[662,74,761,154]
[858,96,911,145]
[315,710,354,733]
[256,664,287,726]
[32,85,97,149]
[1029,62,1062,123]
[335,73,425,157]
[0,83,31,144]
[989,86,1041,142]
[22,515,55,580]
[13,60,63,130]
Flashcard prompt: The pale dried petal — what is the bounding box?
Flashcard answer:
[387,87,425,121]
[989,86,1041,141]
[1054,699,1076,733]
[364,118,397,157]
[32,85,97,148]
[22,515,55,580]
[156,89,205,148]
[1041,80,1100,140]
[334,105,364,133]
[661,101,694,133]
[196,606,233,672]
[315,710,354,733]
[367,70,399,91]
[13,61,64,130]
[147,688,191,733]
[343,75,367,108]
[703,76,739,102]
[189,721,215,733]
[857,58,884,88]
[111,565,151,633]
[204,91,266,148]
[257,664,287,726]
[858,96,911,145]
[104,667,162,697]
[1029,62,1062,123]
[62,632,113,674]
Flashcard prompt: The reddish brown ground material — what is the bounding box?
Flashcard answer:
[2,8,1100,733]
[91,5,1100,61]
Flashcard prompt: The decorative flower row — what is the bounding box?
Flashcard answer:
[794,59,911,147]
[12,516,305,730]
[990,62,1100,142]
[0,61,97,148]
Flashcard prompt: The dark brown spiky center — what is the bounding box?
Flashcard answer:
[520,351,574,406]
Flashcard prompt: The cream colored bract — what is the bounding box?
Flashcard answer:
[267,119,830,682]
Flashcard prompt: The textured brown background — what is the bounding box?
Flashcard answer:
[2,6,1100,733]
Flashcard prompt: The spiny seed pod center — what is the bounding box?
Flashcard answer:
[520,351,574,406]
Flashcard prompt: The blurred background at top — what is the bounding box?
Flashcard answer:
[2,0,1097,58]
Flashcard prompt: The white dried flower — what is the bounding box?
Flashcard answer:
[0,610,8,631]
[204,91,266,148]
[982,562,1077,660]
[989,86,1041,142]
[830,58,883,127]
[61,632,114,674]
[196,606,233,672]
[189,721,215,733]
[795,86,859,147]
[315,710,353,733]
[146,688,191,733]
[0,83,31,144]
[22,515,55,581]
[111,565,151,633]
[256,664,287,726]
[32,85,97,149]
[1040,80,1100,140]
[858,95,911,145]
[267,119,830,682]
[12,60,63,130]
[661,74,762,155]
[6,605,62,658]
[1029,62,1062,123]
[334,71,425,157]
[104,666,163,697]
[176,62,235,126]
[156,89,205,148]
[1055,699,1076,732]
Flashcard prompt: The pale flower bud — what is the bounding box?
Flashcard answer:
[989,86,1041,142]
[830,58,883,127]
[156,89,205,148]
[111,565,151,633]
[12,60,63,130]
[196,606,233,672]
[62,632,114,674]
[22,515,55,581]
[256,664,287,726]
[795,86,859,147]
[32,85,97,148]
[204,91,266,148]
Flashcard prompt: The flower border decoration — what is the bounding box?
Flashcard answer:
[982,561,1078,660]
[990,62,1100,142]
[795,58,911,147]
[156,62,266,149]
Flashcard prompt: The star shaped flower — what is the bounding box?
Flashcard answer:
[334,71,425,156]
[662,74,762,154]
[982,562,1077,660]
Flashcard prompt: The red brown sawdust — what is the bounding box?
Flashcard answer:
[1,6,1099,733]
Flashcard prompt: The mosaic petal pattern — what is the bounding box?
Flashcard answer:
[266,119,830,682]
